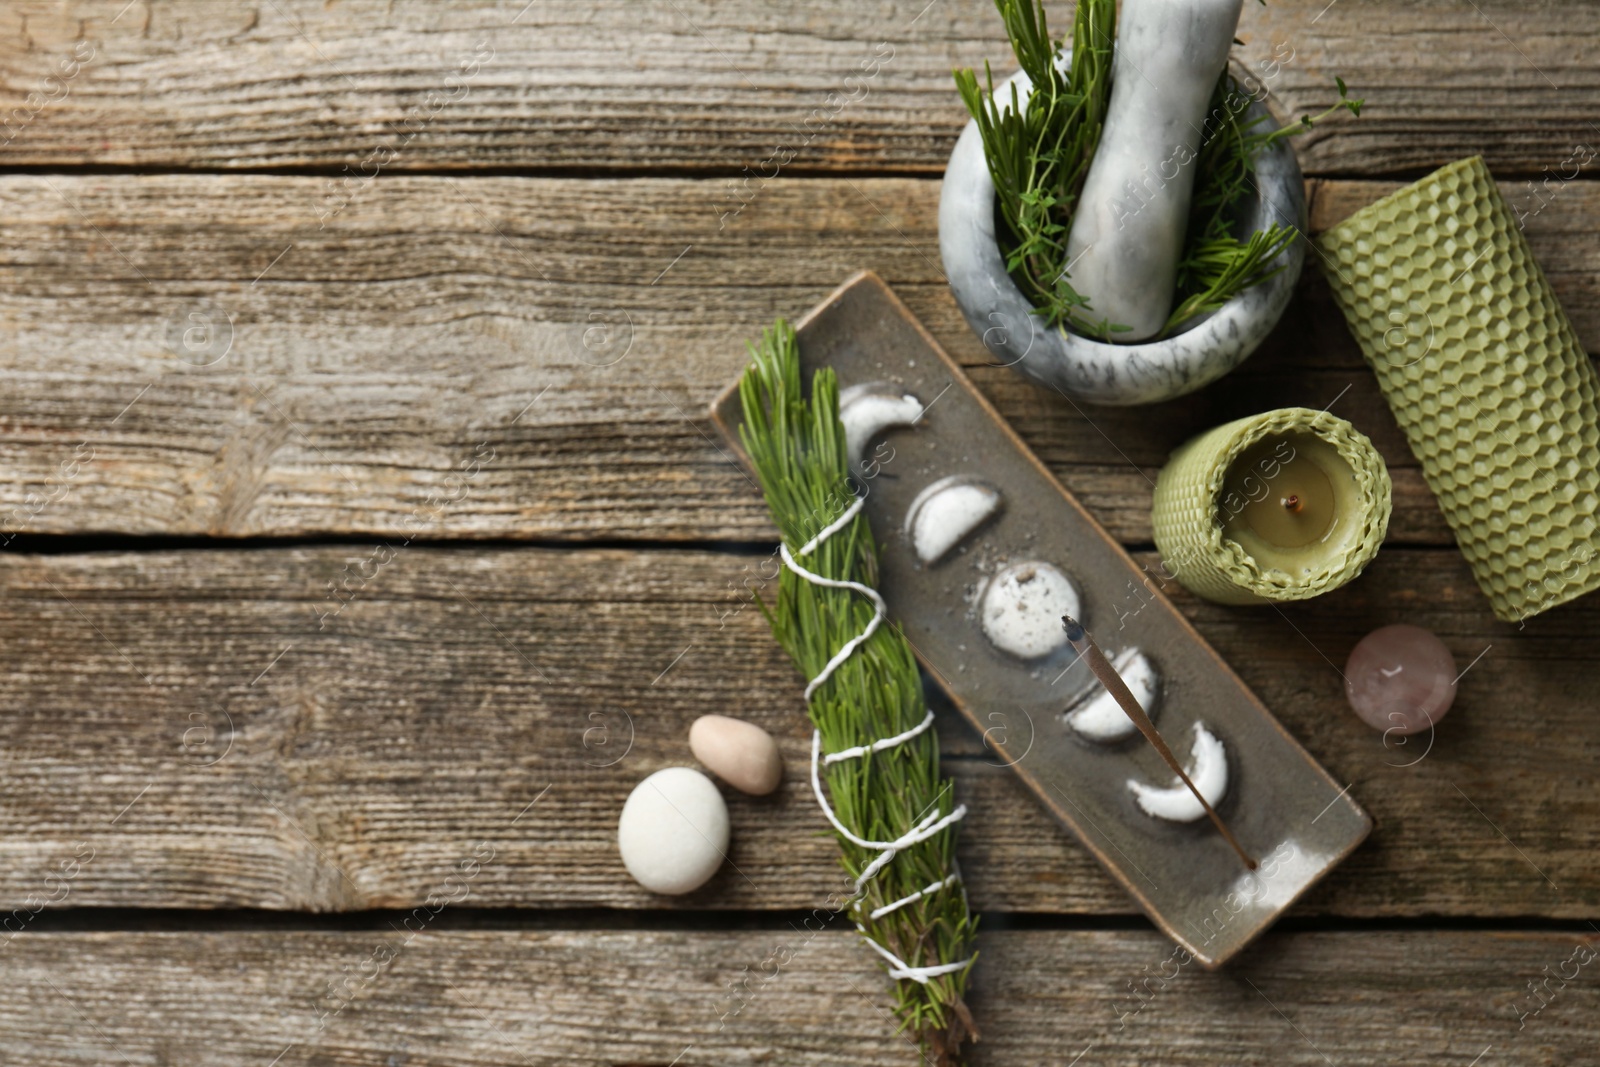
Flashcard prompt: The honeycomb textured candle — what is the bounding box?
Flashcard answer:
[1316,156,1600,621]
[1151,408,1391,605]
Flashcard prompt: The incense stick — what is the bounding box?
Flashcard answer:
[1062,615,1257,871]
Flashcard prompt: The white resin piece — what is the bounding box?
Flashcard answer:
[838,382,923,466]
[980,561,1082,660]
[617,767,730,894]
[1066,647,1161,742]
[1063,0,1246,340]
[904,475,1003,564]
[1127,722,1230,822]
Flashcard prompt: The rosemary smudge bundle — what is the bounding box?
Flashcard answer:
[739,320,978,1065]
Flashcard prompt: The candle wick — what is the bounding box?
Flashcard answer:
[1282,494,1302,513]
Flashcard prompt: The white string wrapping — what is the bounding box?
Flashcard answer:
[823,709,935,766]
[779,497,885,702]
[868,872,962,921]
[781,494,976,985]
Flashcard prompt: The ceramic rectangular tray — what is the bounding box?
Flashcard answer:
[711,271,1371,968]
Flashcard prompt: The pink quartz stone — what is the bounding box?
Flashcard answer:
[1344,624,1458,736]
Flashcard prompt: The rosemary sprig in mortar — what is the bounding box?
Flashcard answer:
[1169,72,1362,329]
[955,0,1362,340]
[953,0,1116,338]
[739,320,978,1065]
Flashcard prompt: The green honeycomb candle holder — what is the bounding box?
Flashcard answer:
[1152,408,1392,606]
[1317,156,1600,622]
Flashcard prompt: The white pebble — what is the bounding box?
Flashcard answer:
[617,768,729,894]
[980,561,1081,659]
[690,714,783,796]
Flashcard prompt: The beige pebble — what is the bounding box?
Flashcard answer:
[689,714,783,796]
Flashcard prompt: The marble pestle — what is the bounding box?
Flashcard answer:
[1064,0,1244,341]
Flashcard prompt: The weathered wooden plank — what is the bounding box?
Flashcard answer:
[0,546,1592,916]
[1,173,1596,543]
[2,929,1593,1065]
[0,1,1594,177]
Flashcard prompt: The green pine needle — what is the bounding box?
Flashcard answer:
[739,320,979,1066]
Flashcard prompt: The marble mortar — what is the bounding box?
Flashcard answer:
[938,59,1306,406]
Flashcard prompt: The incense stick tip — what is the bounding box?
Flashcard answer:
[1060,615,1085,642]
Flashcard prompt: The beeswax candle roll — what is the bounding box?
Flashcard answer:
[1316,156,1600,622]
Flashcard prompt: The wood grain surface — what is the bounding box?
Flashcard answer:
[5,929,1595,1065]
[0,1,1594,177]
[2,1,1597,1061]
[1,173,1596,542]
[0,546,1590,916]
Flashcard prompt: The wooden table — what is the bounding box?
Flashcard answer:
[1,2,1596,1063]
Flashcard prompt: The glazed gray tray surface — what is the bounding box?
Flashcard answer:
[711,272,1369,968]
